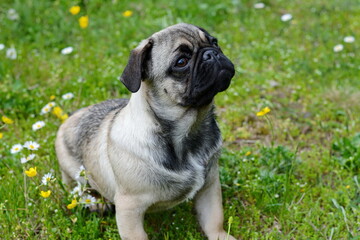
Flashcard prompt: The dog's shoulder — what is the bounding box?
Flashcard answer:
[78,98,128,137]
[67,99,129,160]
[85,99,129,119]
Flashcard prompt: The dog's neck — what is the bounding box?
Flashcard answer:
[145,84,212,131]
[128,83,215,142]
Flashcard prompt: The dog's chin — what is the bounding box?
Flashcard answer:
[217,69,233,92]
[181,68,233,108]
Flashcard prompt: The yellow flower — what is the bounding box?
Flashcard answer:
[52,107,68,122]
[69,6,80,15]
[50,95,56,100]
[0,132,3,139]
[52,106,64,118]
[79,16,89,29]
[2,115,14,124]
[256,107,271,117]
[60,114,68,121]
[67,199,78,209]
[345,185,350,189]
[245,151,252,156]
[122,10,133,17]
[25,167,37,177]
[40,190,51,198]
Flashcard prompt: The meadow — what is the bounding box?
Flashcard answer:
[0,0,359,239]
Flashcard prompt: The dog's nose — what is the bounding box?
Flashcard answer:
[202,49,220,61]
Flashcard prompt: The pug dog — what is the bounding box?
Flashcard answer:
[55,23,236,240]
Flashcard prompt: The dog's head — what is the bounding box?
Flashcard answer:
[120,23,235,107]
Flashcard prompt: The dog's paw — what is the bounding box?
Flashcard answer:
[208,231,237,240]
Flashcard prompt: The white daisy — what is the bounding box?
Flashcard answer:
[81,194,97,208]
[40,102,56,115]
[32,121,45,131]
[333,44,344,52]
[20,154,36,164]
[20,156,29,164]
[40,104,52,115]
[61,46,74,55]
[10,144,23,154]
[344,36,355,43]
[254,3,265,9]
[281,13,292,22]
[42,173,54,185]
[62,92,74,100]
[6,47,17,60]
[0,44,5,51]
[23,141,40,151]
[7,9,19,21]
[70,182,83,196]
[75,165,86,181]
[48,102,56,108]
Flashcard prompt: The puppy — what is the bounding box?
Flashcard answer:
[55,23,236,240]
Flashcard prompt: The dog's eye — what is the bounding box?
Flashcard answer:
[175,57,189,68]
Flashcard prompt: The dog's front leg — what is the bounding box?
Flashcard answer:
[114,193,149,240]
[195,168,237,240]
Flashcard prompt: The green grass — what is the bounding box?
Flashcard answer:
[1,0,359,239]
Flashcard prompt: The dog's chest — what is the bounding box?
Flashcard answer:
[147,133,221,210]
[109,102,221,209]
[148,155,210,211]
[145,115,221,205]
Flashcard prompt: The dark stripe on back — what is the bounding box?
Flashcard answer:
[73,99,129,161]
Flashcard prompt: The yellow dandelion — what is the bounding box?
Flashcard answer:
[60,114,69,122]
[79,15,89,29]
[52,106,64,118]
[50,95,56,100]
[52,106,68,121]
[256,107,271,117]
[0,132,3,139]
[122,10,133,17]
[245,151,252,156]
[25,167,37,177]
[345,185,350,189]
[69,6,81,15]
[67,198,78,209]
[40,190,51,198]
[2,115,14,124]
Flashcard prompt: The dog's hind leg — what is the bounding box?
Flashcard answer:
[61,170,73,186]
[55,125,83,188]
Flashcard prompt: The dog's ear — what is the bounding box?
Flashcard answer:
[120,38,153,93]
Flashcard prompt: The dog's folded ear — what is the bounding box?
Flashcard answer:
[120,38,153,93]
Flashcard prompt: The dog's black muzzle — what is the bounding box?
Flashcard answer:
[184,47,235,107]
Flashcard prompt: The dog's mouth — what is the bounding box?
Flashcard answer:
[182,48,235,107]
